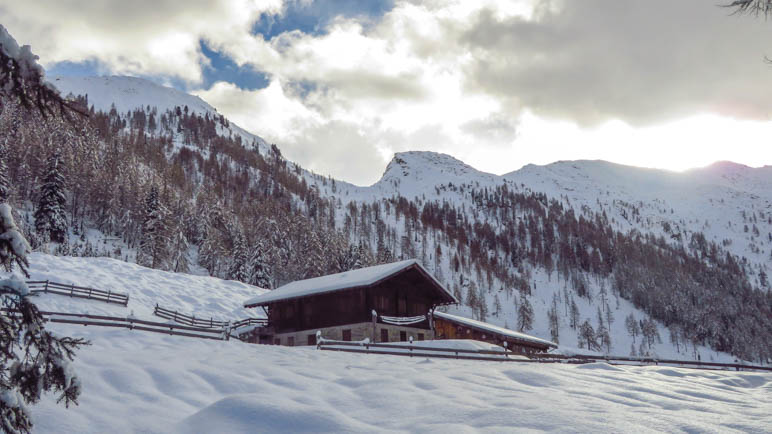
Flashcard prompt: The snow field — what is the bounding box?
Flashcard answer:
[22,252,266,320]
[30,324,772,434]
[2,252,767,433]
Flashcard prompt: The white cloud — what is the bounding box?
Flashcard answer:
[4,0,772,185]
[0,0,284,83]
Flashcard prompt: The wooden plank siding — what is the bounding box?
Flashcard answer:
[266,267,442,334]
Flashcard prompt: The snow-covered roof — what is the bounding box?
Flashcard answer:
[433,311,557,348]
[244,259,457,307]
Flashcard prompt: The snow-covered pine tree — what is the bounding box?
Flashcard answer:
[596,306,611,353]
[228,232,249,282]
[34,151,67,243]
[625,313,639,343]
[0,24,84,118]
[248,241,272,289]
[136,185,169,269]
[516,295,534,332]
[578,320,597,351]
[0,199,87,433]
[375,236,393,264]
[569,297,580,330]
[168,226,190,273]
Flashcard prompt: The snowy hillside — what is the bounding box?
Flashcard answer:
[51,75,268,151]
[323,151,772,279]
[24,252,265,320]
[1,255,766,434]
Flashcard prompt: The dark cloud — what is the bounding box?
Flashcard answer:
[460,0,772,125]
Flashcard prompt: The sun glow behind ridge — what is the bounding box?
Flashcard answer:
[463,112,772,177]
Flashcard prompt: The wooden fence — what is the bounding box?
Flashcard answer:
[317,340,772,373]
[153,304,267,331]
[3,308,229,341]
[27,280,129,306]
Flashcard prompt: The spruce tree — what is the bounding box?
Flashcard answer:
[228,232,249,282]
[34,151,67,243]
[0,201,87,433]
[137,186,168,269]
[168,227,190,273]
[578,320,597,351]
[517,295,534,332]
[248,241,272,289]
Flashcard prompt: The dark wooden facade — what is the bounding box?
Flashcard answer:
[255,265,455,335]
[434,315,556,355]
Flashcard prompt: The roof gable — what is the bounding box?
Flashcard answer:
[244,259,457,307]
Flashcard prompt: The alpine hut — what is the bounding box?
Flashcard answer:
[243,259,457,346]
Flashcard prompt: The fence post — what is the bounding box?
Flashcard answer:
[44,280,49,293]
[70,284,74,298]
[107,290,111,303]
[88,287,92,300]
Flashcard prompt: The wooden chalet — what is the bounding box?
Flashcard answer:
[243,259,457,346]
[433,311,557,355]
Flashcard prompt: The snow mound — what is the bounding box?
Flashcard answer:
[177,394,376,434]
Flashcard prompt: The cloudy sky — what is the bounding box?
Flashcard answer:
[3,0,772,185]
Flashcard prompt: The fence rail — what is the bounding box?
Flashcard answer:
[317,340,772,372]
[153,304,267,331]
[231,317,268,329]
[3,308,228,341]
[153,304,230,328]
[27,280,129,306]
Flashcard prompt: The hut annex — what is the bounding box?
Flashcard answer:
[433,311,557,355]
[243,260,457,346]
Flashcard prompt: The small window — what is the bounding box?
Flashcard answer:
[381,329,389,343]
[400,331,407,342]
[288,336,295,347]
[274,338,281,345]
[418,333,424,341]
[342,329,352,341]
[307,334,317,346]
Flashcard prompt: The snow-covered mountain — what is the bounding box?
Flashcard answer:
[45,75,771,362]
[324,152,772,287]
[52,75,269,152]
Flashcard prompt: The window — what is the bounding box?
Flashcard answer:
[400,331,407,342]
[381,329,389,343]
[342,329,352,341]
[288,336,295,347]
[307,334,317,346]
[274,338,281,345]
[418,333,424,341]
